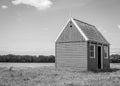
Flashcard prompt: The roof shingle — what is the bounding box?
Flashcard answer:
[73,18,109,44]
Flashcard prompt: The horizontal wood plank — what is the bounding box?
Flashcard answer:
[56,42,87,69]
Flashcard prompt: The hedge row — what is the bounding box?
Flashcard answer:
[110,54,120,63]
[0,54,55,63]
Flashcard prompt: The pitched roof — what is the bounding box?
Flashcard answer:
[56,18,109,44]
[73,18,109,44]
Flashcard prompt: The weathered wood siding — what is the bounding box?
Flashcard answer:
[103,45,110,70]
[56,42,87,70]
[87,42,98,71]
[87,42,110,71]
[56,20,85,43]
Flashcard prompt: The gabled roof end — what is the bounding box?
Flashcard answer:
[55,17,89,42]
[55,18,72,42]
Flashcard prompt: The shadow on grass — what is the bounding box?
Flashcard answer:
[107,68,120,72]
[91,68,120,73]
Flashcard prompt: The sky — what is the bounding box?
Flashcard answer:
[0,0,120,55]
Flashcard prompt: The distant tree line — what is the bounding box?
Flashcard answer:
[0,54,55,63]
[2,54,120,63]
[110,54,120,63]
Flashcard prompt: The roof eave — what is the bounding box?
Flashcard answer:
[88,40,110,45]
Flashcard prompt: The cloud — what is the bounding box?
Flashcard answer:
[1,5,8,9]
[118,25,120,29]
[12,0,52,10]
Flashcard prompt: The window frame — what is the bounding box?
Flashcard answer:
[89,44,95,58]
[104,46,109,59]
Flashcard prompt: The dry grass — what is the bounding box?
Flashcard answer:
[0,63,120,86]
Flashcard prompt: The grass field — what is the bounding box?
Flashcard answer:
[0,63,120,86]
[0,63,54,68]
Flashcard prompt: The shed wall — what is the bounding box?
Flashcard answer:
[103,45,110,70]
[87,42,98,71]
[56,42,87,70]
[87,42,110,71]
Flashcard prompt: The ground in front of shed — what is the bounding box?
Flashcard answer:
[0,63,120,86]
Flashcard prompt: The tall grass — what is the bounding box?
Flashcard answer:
[0,63,120,86]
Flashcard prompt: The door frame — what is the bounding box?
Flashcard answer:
[97,45,103,69]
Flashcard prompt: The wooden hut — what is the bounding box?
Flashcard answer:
[55,18,110,71]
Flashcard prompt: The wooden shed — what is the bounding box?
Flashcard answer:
[55,18,110,71]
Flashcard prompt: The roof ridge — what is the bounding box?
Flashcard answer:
[73,18,95,27]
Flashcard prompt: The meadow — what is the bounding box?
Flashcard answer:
[0,63,54,68]
[0,63,120,86]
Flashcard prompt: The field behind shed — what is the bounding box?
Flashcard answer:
[0,63,120,86]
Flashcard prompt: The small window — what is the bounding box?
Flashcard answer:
[90,44,95,58]
[104,46,108,59]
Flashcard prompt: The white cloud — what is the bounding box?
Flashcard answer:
[12,0,52,10]
[1,5,8,9]
[118,25,120,29]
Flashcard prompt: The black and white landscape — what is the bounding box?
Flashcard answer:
[0,0,120,86]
